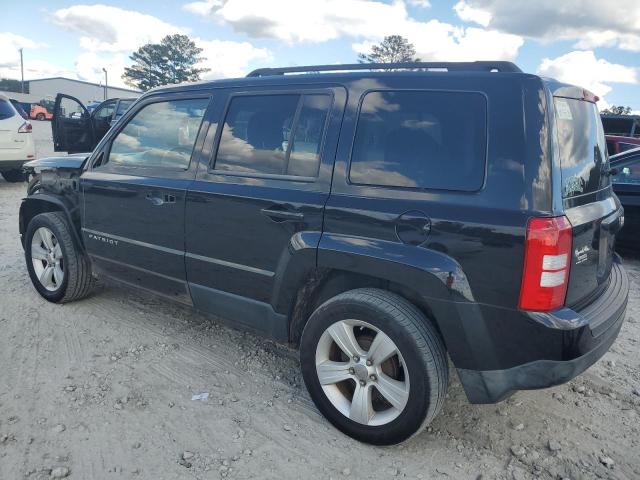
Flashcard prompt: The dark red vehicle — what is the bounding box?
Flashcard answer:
[606,135,640,156]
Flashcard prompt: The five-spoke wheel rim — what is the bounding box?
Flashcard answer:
[315,319,410,426]
[31,227,64,292]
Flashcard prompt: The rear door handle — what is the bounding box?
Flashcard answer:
[261,207,304,222]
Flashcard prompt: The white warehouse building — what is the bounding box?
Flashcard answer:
[28,77,140,105]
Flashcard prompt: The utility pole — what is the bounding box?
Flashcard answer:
[102,68,108,100]
[19,48,24,94]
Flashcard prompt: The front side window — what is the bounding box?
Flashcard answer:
[106,98,209,170]
[349,90,487,191]
[94,102,116,121]
[214,93,331,177]
[612,159,640,185]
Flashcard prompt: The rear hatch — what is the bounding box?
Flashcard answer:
[553,94,623,307]
[0,99,23,150]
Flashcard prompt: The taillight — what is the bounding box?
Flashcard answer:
[18,121,32,133]
[519,216,573,311]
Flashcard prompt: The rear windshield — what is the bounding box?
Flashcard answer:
[554,98,609,199]
[0,99,16,120]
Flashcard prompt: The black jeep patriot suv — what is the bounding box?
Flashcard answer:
[20,62,628,445]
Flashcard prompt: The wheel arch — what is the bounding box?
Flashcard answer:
[19,195,83,250]
[285,236,475,349]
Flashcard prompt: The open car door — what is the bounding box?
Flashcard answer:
[52,94,94,153]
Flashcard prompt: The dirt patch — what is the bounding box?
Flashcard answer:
[1,179,639,479]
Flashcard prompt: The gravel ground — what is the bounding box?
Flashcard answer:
[1,123,639,479]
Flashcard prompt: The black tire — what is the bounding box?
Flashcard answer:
[2,170,26,183]
[36,113,45,121]
[300,288,448,445]
[27,174,42,195]
[25,212,93,303]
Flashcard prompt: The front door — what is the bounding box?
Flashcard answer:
[81,94,211,303]
[185,86,346,331]
[53,94,93,153]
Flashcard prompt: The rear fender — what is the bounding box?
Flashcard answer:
[315,233,481,364]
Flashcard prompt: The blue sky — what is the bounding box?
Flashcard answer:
[1,0,638,110]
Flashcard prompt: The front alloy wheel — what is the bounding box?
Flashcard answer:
[25,212,93,303]
[31,227,65,291]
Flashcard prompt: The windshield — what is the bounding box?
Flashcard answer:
[554,98,610,199]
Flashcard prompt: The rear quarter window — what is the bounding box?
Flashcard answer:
[554,98,609,199]
[0,100,16,120]
[349,90,487,191]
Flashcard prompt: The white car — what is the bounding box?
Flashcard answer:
[0,94,35,182]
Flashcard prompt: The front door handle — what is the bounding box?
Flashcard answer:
[261,207,304,222]
[145,192,176,206]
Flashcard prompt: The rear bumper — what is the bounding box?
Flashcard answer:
[457,258,628,403]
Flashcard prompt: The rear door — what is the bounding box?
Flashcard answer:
[53,94,93,153]
[81,93,211,303]
[553,96,624,306]
[185,85,346,323]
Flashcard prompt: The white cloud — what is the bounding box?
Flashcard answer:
[0,33,67,81]
[453,1,491,27]
[74,52,130,88]
[0,33,47,68]
[454,0,640,51]
[184,0,523,61]
[33,5,272,86]
[195,39,271,79]
[408,0,431,7]
[52,4,186,53]
[538,50,638,106]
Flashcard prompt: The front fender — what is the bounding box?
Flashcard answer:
[19,194,83,250]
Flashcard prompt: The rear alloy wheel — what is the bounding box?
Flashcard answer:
[315,319,410,426]
[300,288,448,445]
[2,170,26,183]
[36,113,45,121]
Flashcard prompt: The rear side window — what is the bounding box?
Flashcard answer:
[0,99,16,120]
[349,90,487,191]
[601,116,636,137]
[612,158,640,185]
[106,98,209,170]
[554,98,609,198]
[214,93,332,177]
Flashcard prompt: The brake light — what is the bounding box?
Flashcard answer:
[582,89,599,103]
[519,216,573,311]
[18,121,32,133]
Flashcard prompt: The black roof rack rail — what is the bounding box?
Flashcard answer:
[246,61,522,77]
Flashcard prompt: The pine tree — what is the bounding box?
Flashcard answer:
[358,35,420,64]
[122,34,209,91]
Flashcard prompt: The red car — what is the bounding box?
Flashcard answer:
[606,135,640,156]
